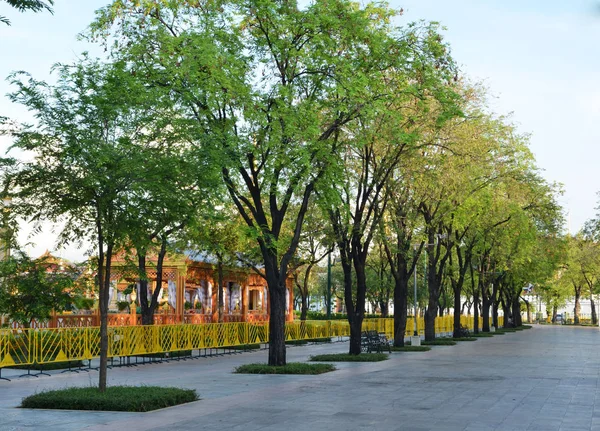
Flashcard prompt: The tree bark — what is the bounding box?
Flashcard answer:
[573,285,581,325]
[393,276,408,347]
[481,286,490,332]
[591,297,597,325]
[267,278,287,365]
[473,291,480,334]
[348,259,367,355]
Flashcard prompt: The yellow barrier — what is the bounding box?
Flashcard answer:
[0,315,508,370]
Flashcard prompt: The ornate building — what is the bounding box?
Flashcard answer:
[109,251,294,324]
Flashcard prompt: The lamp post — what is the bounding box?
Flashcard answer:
[413,245,418,336]
[327,252,332,320]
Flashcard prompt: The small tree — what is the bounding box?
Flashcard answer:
[0,250,74,328]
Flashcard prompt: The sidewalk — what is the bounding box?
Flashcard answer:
[1,325,600,431]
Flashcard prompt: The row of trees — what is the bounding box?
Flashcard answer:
[0,0,564,391]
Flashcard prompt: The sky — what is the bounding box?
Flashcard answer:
[1,0,599,261]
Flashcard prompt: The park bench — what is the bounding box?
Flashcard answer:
[361,330,391,353]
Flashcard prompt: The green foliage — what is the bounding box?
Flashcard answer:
[21,386,198,412]
[285,337,331,345]
[1,0,53,25]
[234,363,335,375]
[0,250,75,327]
[451,337,477,341]
[390,346,431,352]
[116,301,130,312]
[471,333,495,337]
[309,353,389,362]
[420,339,457,346]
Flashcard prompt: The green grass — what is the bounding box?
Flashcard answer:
[234,362,335,374]
[286,337,332,345]
[495,328,517,333]
[310,353,389,362]
[451,337,477,341]
[471,333,495,337]
[21,386,198,412]
[9,360,85,371]
[518,325,532,329]
[390,346,431,352]
[421,339,457,346]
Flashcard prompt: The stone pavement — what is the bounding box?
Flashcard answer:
[1,324,600,431]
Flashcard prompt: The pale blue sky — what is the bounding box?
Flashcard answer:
[1,1,599,260]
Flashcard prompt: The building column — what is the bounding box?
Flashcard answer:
[287,284,294,322]
[175,268,186,323]
[242,284,249,322]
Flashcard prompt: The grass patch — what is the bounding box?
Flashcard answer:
[495,328,517,333]
[391,346,431,352]
[234,362,335,374]
[518,325,532,330]
[451,337,477,341]
[21,386,198,412]
[421,339,457,346]
[286,337,332,345]
[9,360,85,371]
[309,353,388,362]
[471,333,495,337]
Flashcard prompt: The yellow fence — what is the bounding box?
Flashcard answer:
[0,315,503,370]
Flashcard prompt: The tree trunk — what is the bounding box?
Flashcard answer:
[348,260,367,355]
[523,299,531,324]
[424,243,438,341]
[473,291,480,334]
[393,276,408,347]
[452,284,462,338]
[574,289,581,325]
[98,240,113,393]
[268,279,287,366]
[481,290,490,332]
[552,305,557,323]
[380,301,388,318]
[300,293,308,321]
[492,282,499,329]
[512,297,522,327]
[591,297,597,325]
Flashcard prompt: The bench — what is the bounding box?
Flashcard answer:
[361,330,391,353]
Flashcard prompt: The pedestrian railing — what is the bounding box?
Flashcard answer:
[0,316,502,371]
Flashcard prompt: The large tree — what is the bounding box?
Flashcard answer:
[89,0,457,363]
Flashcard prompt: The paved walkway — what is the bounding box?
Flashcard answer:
[1,325,600,431]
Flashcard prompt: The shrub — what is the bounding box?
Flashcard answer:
[390,346,431,352]
[234,363,335,374]
[116,301,130,312]
[21,386,198,412]
[309,353,388,362]
[421,339,457,346]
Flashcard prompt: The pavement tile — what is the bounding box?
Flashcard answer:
[2,325,600,431]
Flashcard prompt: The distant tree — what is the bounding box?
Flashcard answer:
[1,0,54,25]
[0,250,74,328]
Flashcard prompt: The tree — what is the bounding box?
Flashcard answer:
[3,58,165,391]
[0,250,74,328]
[1,0,53,25]
[89,0,457,363]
